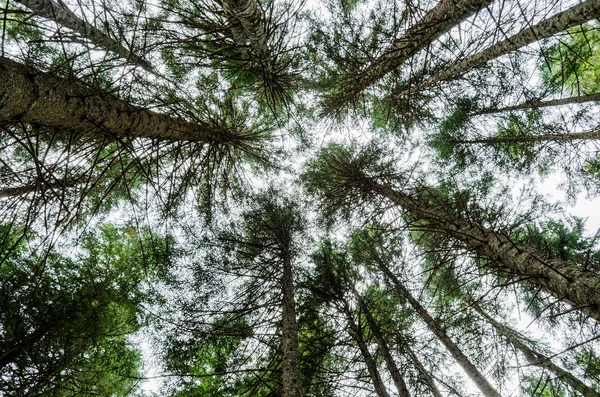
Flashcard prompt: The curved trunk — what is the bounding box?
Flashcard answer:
[281,247,302,397]
[376,261,502,397]
[15,0,151,71]
[414,0,600,92]
[456,129,600,145]
[0,57,238,143]
[341,300,390,397]
[354,291,411,397]
[472,303,600,397]
[395,332,444,397]
[475,93,600,115]
[329,0,494,108]
[363,180,600,322]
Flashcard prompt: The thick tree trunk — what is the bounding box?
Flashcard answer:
[0,57,237,143]
[220,0,267,55]
[395,332,444,397]
[472,303,600,397]
[362,180,600,322]
[455,129,600,145]
[281,248,302,397]
[15,0,151,70]
[354,290,411,397]
[475,93,600,115]
[376,261,502,397]
[341,300,391,397]
[414,0,600,92]
[329,0,494,108]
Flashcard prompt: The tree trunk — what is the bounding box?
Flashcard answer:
[475,93,600,115]
[15,0,151,71]
[376,261,502,397]
[281,247,302,397]
[328,0,494,108]
[414,0,600,92]
[220,0,267,55]
[354,290,411,397]
[455,129,600,145]
[395,332,444,397]
[472,303,600,397]
[0,57,238,143]
[362,179,600,322]
[341,299,391,397]
[0,175,96,199]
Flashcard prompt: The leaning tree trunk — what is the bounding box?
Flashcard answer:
[0,175,96,199]
[340,299,391,397]
[358,177,600,322]
[474,93,600,115]
[15,0,151,71]
[413,0,600,93]
[326,0,494,110]
[471,303,600,397]
[0,57,241,144]
[375,260,502,397]
[454,129,600,145]
[395,332,444,397]
[354,290,411,397]
[281,244,302,397]
[220,0,268,55]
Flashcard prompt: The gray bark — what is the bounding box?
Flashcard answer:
[472,303,600,397]
[332,0,494,106]
[376,261,502,397]
[415,0,600,92]
[359,178,600,322]
[395,332,444,397]
[354,290,411,397]
[341,300,391,397]
[475,93,600,115]
[220,0,267,55]
[281,245,302,397]
[15,0,152,70]
[0,57,237,143]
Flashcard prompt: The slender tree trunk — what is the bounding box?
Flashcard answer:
[0,175,96,199]
[281,247,302,397]
[0,57,238,143]
[414,0,600,92]
[15,0,151,71]
[340,299,390,397]
[375,261,502,397]
[472,303,600,397]
[395,332,444,397]
[455,129,600,145]
[354,290,411,397]
[220,0,267,55]
[360,179,600,322]
[328,0,494,108]
[474,93,600,115]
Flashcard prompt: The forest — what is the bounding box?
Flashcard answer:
[1,0,600,395]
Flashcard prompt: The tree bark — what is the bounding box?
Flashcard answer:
[375,261,502,397]
[220,0,267,55]
[472,303,600,397]
[354,290,411,397]
[15,0,152,71]
[361,180,600,322]
[0,57,237,143]
[328,0,494,108]
[341,299,391,397]
[395,332,444,397]
[475,93,600,115]
[281,246,302,397]
[414,0,600,92]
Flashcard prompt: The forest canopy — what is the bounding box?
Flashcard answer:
[1,0,600,395]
